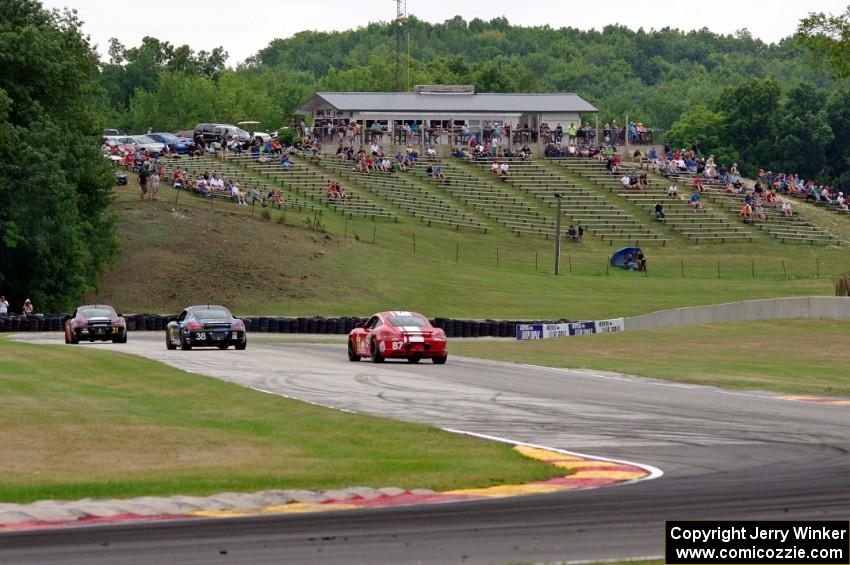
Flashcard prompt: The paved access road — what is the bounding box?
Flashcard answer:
[4,333,850,564]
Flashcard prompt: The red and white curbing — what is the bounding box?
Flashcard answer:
[0,432,661,531]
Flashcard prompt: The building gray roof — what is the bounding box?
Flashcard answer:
[296,92,598,114]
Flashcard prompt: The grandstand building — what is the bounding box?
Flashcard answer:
[296,85,598,149]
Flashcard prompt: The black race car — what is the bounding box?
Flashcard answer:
[64,305,127,344]
[166,305,247,351]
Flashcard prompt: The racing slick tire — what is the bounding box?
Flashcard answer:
[432,353,447,365]
[235,340,247,351]
[407,355,421,364]
[113,333,128,344]
[166,333,177,350]
[348,339,361,362]
[181,334,192,351]
[370,339,385,363]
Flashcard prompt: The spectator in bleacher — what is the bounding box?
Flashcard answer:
[836,193,848,211]
[621,174,631,189]
[23,298,33,316]
[647,146,658,164]
[692,178,704,193]
[370,121,383,143]
[655,201,665,219]
[603,123,611,145]
[638,173,648,188]
[555,124,563,143]
[499,162,511,181]
[327,181,340,200]
[754,202,766,221]
[740,202,753,222]
[782,200,793,217]
[490,160,499,175]
[577,223,584,241]
[395,153,408,172]
[280,153,294,169]
[567,224,577,242]
[568,123,577,144]
[433,164,446,181]
[426,146,437,157]
[689,191,703,210]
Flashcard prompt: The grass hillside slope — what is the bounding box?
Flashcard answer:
[90,179,846,319]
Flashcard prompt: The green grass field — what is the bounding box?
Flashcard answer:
[451,320,850,396]
[93,176,847,320]
[0,336,561,503]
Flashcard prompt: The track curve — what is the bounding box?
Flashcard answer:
[3,333,850,564]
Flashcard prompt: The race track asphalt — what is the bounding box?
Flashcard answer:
[3,333,850,564]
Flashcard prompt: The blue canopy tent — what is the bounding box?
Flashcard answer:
[610,246,642,268]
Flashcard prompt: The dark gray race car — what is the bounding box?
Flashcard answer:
[65,305,127,344]
[165,305,247,351]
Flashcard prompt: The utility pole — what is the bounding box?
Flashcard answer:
[554,193,563,275]
[394,0,407,92]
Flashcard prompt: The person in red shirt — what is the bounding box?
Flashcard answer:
[692,178,704,192]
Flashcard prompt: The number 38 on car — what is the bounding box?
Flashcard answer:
[166,305,247,351]
[348,311,447,364]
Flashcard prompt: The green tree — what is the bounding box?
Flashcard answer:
[0,0,118,311]
[797,6,850,79]
[666,104,738,165]
[717,78,781,175]
[772,84,833,178]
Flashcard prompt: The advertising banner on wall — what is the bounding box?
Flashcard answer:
[515,318,625,340]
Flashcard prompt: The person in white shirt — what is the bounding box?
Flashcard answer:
[621,175,631,188]
[490,161,499,174]
[0,296,8,315]
[426,146,437,157]
[499,162,510,176]
[668,184,679,197]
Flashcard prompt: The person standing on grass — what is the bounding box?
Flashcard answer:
[23,298,33,316]
[0,295,8,315]
[138,166,148,200]
[149,165,160,201]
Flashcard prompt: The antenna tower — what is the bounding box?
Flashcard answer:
[394,0,407,91]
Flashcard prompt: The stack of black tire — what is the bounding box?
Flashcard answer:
[0,314,571,337]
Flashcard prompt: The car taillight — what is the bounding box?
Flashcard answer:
[231,320,245,330]
[74,319,86,327]
[185,321,201,330]
[115,318,125,326]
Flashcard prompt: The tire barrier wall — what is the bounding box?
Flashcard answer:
[0,314,572,338]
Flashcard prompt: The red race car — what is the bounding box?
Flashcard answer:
[348,311,447,364]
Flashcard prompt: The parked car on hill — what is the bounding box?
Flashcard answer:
[194,123,272,146]
[116,135,165,157]
[64,305,127,344]
[348,311,447,364]
[146,132,190,154]
[165,305,247,351]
